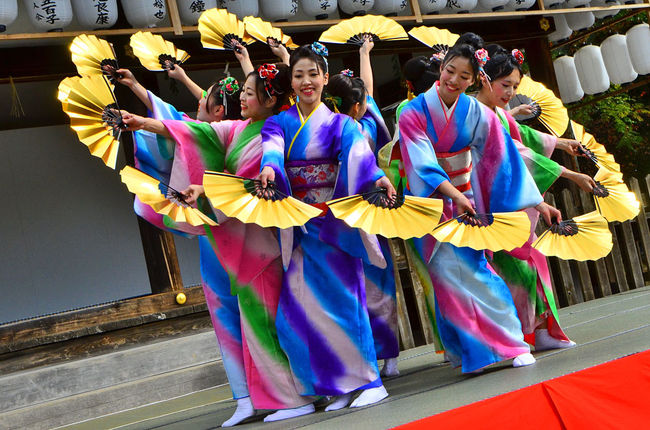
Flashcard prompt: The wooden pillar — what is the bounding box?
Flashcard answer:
[119,68,184,294]
[524,37,560,96]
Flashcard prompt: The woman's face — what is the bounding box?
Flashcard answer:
[197,84,224,123]
[291,58,328,107]
[240,75,274,121]
[438,56,475,102]
[489,69,522,109]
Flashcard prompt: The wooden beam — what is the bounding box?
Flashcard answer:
[409,0,424,24]
[567,77,650,112]
[166,0,184,36]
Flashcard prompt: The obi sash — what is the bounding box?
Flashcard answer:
[286,159,338,206]
[436,146,472,193]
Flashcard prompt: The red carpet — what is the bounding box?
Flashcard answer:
[397,349,650,429]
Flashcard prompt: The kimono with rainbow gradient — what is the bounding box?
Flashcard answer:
[398,84,543,372]
[260,103,385,396]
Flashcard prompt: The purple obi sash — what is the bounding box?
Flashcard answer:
[286,159,338,204]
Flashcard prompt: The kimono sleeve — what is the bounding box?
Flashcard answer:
[517,122,558,158]
[260,113,291,195]
[337,115,384,197]
[469,103,543,214]
[397,97,450,198]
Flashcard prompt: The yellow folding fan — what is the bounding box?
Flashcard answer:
[129,31,190,71]
[202,171,323,228]
[532,211,612,261]
[326,182,443,239]
[120,166,217,227]
[432,211,531,252]
[70,34,122,84]
[592,168,640,223]
[408,25,459,54]
[571,121,621,173]
[243,16,298,49]
[510,76,569,137]
[198,8,255,52]
[58,75,123,169]
[319,14,408,45]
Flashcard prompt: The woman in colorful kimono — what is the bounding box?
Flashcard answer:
[121,63,318,424]
[398,33,561,373]
[475,44,594,350]
[256,43,395,410]
[325,36,400,378]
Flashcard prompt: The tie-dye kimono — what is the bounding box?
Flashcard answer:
[490,108,570,344]
[260,102,385,396]
[162,118,309,410]
[131,92,248,402]
[358,95,399,360]
[398,84,544,373]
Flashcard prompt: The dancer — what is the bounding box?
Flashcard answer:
[326,36,399,377]
[398,33,559,373]
[257,43,394,410]
[121,63,316,423]
[475,44,591,350]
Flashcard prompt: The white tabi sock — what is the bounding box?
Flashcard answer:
[380,358,400,377]
[512,352,536,368]
[534,329,577,351]
[222,396,255,427]
[350,385,389,408]
[263,404,315,422]
[324,393,352,411]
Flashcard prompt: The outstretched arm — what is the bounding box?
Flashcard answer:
[269,39,291,66]
[232,40,254,76]
[359,35,374,98]
[121,111,171,138]
[167,64,204,101]
[116,69,153,112]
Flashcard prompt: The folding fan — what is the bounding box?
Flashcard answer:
[198,8,255,51]
[319,14,408,45]
[431,211,531,252]
[592,168,640,223]
[58,75,123,169]
[70,34,122,84]
[129,31,190,72]
[243,16,298,49]
[120,166,217,227]
[571,121,621,173]
[326,182,443,239]
[510,76,569,137]
[408,25,459,54]
[532,211,612,261]
[202,171,323,228]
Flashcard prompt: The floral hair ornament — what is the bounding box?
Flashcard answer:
[341,69,354,77]
[217,76,240,116]
[310,41,329,70]
[511,49,525,65]
[474,48,492,91]
[258,63,283,98]
[430,51,446,62]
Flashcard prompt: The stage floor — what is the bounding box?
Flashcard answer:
[63,286,650,430]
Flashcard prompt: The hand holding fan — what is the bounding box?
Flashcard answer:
[510,76,569,137]
[408,25,459,55]
[243,16,298,49]
[592,168,640,222]
[432,211,531,252]
[198,8,255,52]
[571,121,621,173]
[202,171,322,228]
[129,31,190,71]
[120,166,217,227]
[70,34,122,84]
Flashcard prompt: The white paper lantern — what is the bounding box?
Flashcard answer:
[543,0,562,8]
[301,0,338,19]
[565,11,595,31]
[0,0,18,32]
[442,0,478,13]
[574,45,610,94]
[554,55,584,103]
[222,0,258,19]
[72,0,118,29]
[478,0,509,10]
[504,0,536,11]
[177,0,217,25]
[121,0,167,28]
[23,0,73,31]
[261,0,297,21]
[418,0,446,13]
[339,0,375,15]
[548,14,572,42]
[600,34,638,85]
[592,0,619,19]
[626,23,650,75]
[566,0,590,7]
[372,0,407,15]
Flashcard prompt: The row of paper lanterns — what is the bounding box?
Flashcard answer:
[554,23,650,103]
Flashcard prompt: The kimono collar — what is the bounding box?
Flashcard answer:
[288,102,324,158]
[435,81,459,121]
